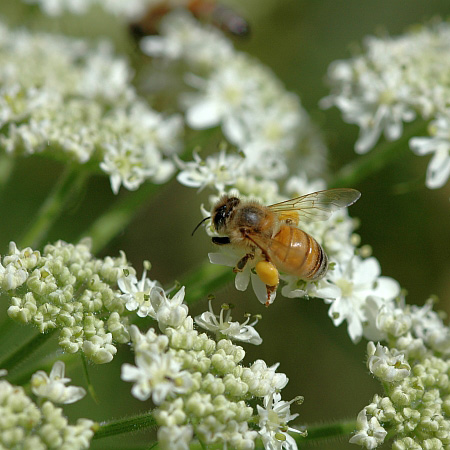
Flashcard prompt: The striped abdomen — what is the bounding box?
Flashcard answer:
[268,225,328,281]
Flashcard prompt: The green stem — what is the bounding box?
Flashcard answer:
[8,351,76,387]
[179,260,234,305]
[19,165,89,249]
[299,419,356,446]
[80,180,163,255]
[329,120,428,188]
[0,153,15,194]
[93,412,157,440]
[81,352,100,403]
[0,329,56,372]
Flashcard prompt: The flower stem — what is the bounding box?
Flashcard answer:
[0,153,15,195]
[179,260,234,305]
[18,165,89,249]
[81,352,99,403]
[329,120,428,188]
[93,412,157,440]
[80,180,163,255]
[8,351,76,387]
[296,419,356,446]
[0,329,56,372]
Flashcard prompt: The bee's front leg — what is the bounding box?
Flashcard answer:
[212,237,231,245]
[233,253,254,272]
[211,237,254,273]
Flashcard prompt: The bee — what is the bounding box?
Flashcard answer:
[130,0,250,39]
[194,189,361,305]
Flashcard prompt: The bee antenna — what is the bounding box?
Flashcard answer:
[191,216,211,236]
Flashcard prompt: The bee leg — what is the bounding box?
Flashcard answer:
[212,237,231,245]
[233,253,254,273]
[255,261,279,287]
[254,261,279,307]
[265,285,278,307]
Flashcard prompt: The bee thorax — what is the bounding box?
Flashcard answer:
[235,205,272,231]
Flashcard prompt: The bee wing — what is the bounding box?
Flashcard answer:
[244,230,281,260]
[269,188,361,222]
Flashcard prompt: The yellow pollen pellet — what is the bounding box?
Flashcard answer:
[255,261,279,287]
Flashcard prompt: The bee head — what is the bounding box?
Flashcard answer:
[212,196,240,233]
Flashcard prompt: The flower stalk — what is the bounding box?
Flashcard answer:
[299,419,357,446]
[19,165,89,249]
[92,412,157,440]
[80,180,163,254]
[0,329,56,372]
[330,120,427,188]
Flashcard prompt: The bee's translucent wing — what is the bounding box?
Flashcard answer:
[269,188,361,222]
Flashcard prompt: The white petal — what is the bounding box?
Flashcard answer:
[347,313,363,343]
[373,276,400,299]
[355,123,382,154]
[354,257,380,285]
[186,101,222,129]
[222,115,246,145]
[409,137,437,155]
[235,270,250,291]
[251,273,276,305]
[49,361,66,379]
[121,363,141,382]
[208,252,235,267]
[426,150,450,188]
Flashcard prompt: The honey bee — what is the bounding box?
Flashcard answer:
[194,189,361,305]
[130,0,250,39]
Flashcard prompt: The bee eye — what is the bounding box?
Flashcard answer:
[212,197,240,231]
[213,205,227,230]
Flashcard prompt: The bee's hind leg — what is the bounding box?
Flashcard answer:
[255,261,279,307]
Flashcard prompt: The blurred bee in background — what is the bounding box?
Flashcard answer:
[194,189,361,305]
[130,0,250,38]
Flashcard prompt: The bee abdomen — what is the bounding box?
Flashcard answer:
[270,226,328,281]
[304,240,328,281]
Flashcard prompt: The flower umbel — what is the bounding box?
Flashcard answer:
[0,377,94,448]
[122,286,304,450]
[5,239,135,364]
[0,22,182,194]
[350,297,450,449]
[322,21,450,189]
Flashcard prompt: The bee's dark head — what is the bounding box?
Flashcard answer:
[211,196,240,233]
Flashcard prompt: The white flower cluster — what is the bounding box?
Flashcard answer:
[350,297,450,449]
[0,364,94,449]
[3,239,136,364]
[0,22,183,194]
[120,285,304,450]
[322,21,450,189]
[141,11,327,187]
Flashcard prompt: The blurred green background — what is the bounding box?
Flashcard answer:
[0,0,449,448]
